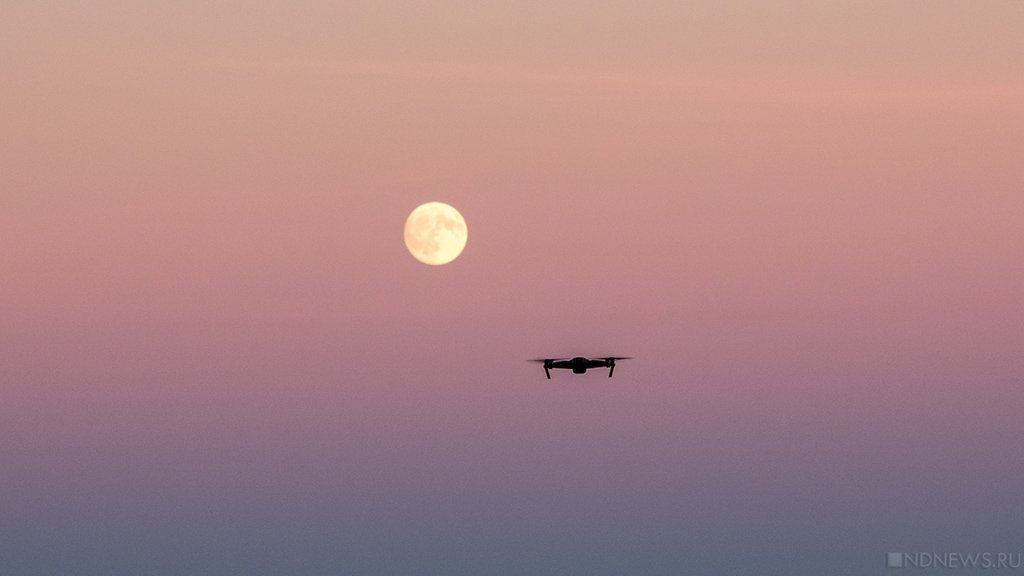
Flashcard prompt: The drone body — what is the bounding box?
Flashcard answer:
[530,357,631,379]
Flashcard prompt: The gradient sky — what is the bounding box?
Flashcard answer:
[2,2,1023,575]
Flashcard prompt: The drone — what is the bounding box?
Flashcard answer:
[529,357,632,379]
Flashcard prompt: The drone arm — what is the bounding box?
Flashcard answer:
[544,366,551,379]
[608,360,615,378]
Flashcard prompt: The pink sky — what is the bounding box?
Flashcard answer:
[1,2,1022,574]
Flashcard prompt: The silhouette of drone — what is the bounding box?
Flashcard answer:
[528,357,632,379]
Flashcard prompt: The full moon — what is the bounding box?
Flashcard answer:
[403,201,468,265]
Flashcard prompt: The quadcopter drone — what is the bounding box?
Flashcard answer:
[528,357,632,379]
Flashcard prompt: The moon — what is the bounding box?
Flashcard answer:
[403,202,468,265]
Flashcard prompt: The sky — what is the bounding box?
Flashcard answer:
[1,2,1023,575]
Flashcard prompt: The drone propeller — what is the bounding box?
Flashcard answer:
[527,359,558,379]
[598,357,632,377]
